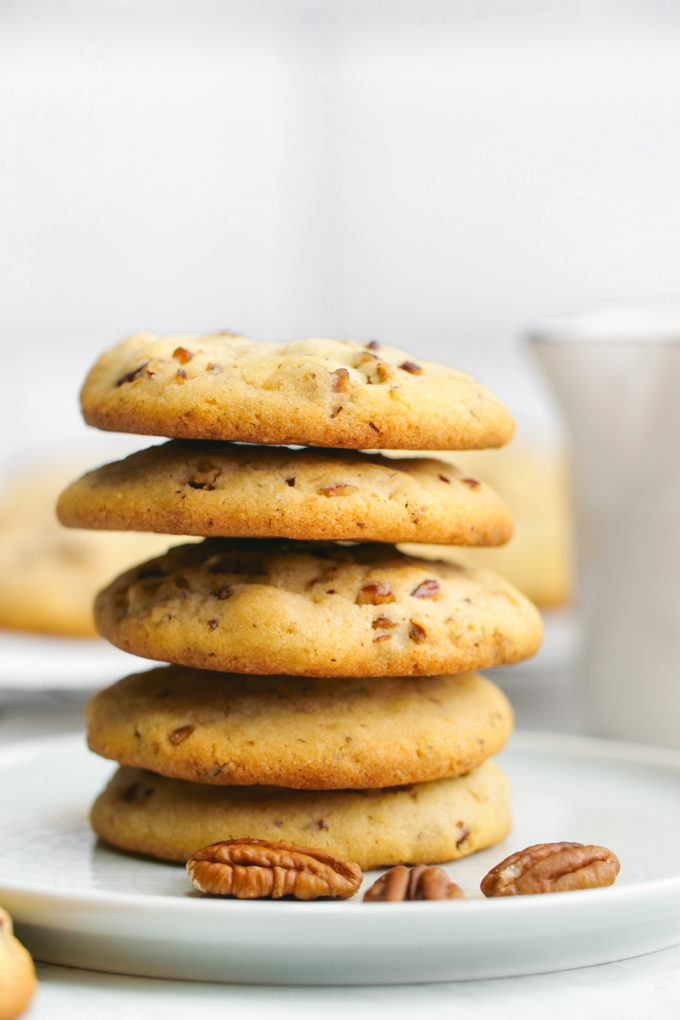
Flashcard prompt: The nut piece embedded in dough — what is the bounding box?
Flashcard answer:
[363,864,465,901]
[480,842,621,896]
[186,838,363,900]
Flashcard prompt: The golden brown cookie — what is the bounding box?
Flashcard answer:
[57,440,513,546]
[0,906,36,1020]
[0,463,188,637]
[94,539,543,677]
[79,333,515,450]
[90,759,511,869]
[86,666,513,789]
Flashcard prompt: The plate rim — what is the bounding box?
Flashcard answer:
[1,728,680,917]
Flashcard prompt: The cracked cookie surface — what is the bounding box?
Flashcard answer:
[58,440,513,546]
[79,333,515,450]
[90,759,511,869]
[93,538,542,677]
[86,666,513,789]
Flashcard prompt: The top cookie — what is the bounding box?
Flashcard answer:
[79,332,515,450]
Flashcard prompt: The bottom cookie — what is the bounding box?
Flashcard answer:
[0,906,36,1020]
[90,759,511,870]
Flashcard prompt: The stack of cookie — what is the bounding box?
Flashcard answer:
[57,333,542,871]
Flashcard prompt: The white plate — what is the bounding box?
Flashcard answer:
[501,607,579,674]
[0,632,148,692]
[1,731,679,984]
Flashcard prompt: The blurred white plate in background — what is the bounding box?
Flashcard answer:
[0,632,146,692]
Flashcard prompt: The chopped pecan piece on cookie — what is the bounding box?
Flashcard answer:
[318,483,359,497]
[355,580,396,605]
[481,841,620,896]
[186,838,362,900]
[410,579,441,599]
[364,864,465,901]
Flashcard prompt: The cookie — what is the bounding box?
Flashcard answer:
[0,906,36,1020]
[86,666,513,789]
[57,440,513,546]
[79,332,515,450]
[94,539,543,677]
[0,463,189,637]
[90,759,511,869]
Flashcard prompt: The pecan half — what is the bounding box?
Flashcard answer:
[481,842,621,896]
[356,581,396,605]
[186,838,362,900]
[364,865,465,902]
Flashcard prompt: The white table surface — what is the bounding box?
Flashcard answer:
[2,647,679,1020]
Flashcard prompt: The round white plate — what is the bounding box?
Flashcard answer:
[0,632,148,692]
[1,731,679,984]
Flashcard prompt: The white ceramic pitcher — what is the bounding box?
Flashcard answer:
[529,303,680,749]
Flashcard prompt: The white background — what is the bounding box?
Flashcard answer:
[3,9,680,1011]
[2,0,680,460]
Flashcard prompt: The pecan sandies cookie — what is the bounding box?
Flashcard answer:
[90,759,511,869]
[86,667,513,789]
[57,441,513,546]
[79,333,515,450]
[94,539,543,677]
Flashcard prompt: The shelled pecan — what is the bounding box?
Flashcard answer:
[481,842,620,896]
[187,838,362,900]
[364,864,465,902]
